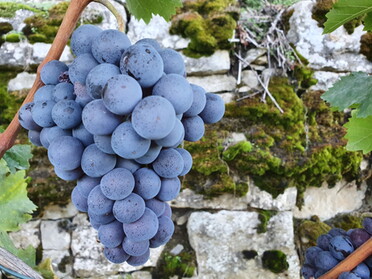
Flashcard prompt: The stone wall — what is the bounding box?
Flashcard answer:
[1,1,371,278]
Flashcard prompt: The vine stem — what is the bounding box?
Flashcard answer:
[0,0,126,159]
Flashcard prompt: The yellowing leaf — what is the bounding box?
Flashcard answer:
[344,113,372,154]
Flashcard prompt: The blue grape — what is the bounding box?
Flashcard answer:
[149,215,174,248]
[339,272,362,279]
[155,119,184,148]
[301,265,315,279]
[350,228,370,248]
[122,238,149,257]
[176,148,193,176]
[123,208,159,242]
[305,246,323,266]
[314,269,327,278]
[102,74,142,115]
[46,126,71,146]
[116,158,140,173]
[41,60,68,85]
[82,99,122,136]
[347,229,355,237]
[199,93,225,124]
[54,167,83,181]
[76,175,101,198]
[111,121,151,159]
[352,262,370,279]
[184,84,207,117]
[159,48,185,75]
[113,193,145,224]
[92,29,131,65]
[71,186,88,212]
[133,168,161,199]
[136,38,162,51]
[81,144,117,177]
[71,24,102,56]
[32,100,56,128]
[28,130,42,146]
[317,234,332,251]
[34,85,55,102]
[126,249,150,266]
[69,53,99,84]
[162,202,172,218]
[39,127,51,148]
[152,74,193,114]
[100,168,135,200]
[52,100,82,129]
[145,199,165,217]
[157,177,181,202]
[88,210,115,225]
[74,82,93,107]
[329,228,347,237]
[48,136,83,170]
[87,185,114,215]
[314,251,339,271]
[19,102,42,131]
[86,63,120,99]
[131,95,176,140]
[103,246,129,264]
[363,217,372,235]
[134,143,162,164]
[98,220,125,248]
[53,82,75,102]
[72,123,94,146]
[182,115,205,142]
[329,235,354,260]
[120,44,163,88]
[152,149,184,178]
[94,134,115,154]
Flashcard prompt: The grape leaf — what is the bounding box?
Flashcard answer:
[323,0,372,34]
[344,113,372,153]
[364,12,372,30]
[0,159,37,232]
[3,144,32,173]
[321,72,372,118]
[0,231,35,267]
[126,0,182,24]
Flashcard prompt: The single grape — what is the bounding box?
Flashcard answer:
[98,220,125,249]
[111,121,151,159]
[34,85,55,102]
[92,29,131,65]
[39,127,51,148]
[157,177,181,202]
[133,168,161,200]
[329,235,354,260]
[86,63,120,99]
[32,100,56,128]
[176,148,193,176]
[48,136,84,170]
[94,134,115,154]
[317,234,332,251]
[134,143,162,164]
[305,246,323,266]
[113,193,145,224]
[81,144,117,177]
[76,176,101,198]
[199,93,225,124]
[314,251,339,271]
[71,24,102,56]
[19,102,42,131]
[351,262,370,279]
[159,48,185,76]
[52,100,82,129]
[54,167,83,181]
[162,202,172,218]
[152,149,184,178]
[28,130,42,146]
[155,118,184,148]
[72,123,94,146]
[69,53,99,84]
[122,237,149,257]
[184,84,207,117]
[100,168,135,200]
[53,83,75,102]
[46,126,72,145]
[88,210,115,225]
[182,115,205,142]
[71,186,88,212]
[136,38,162,51]
[41,60,68,85]
[87,185,114,215]
[350,228,370,248]
[145,199,165,217]
[126,249,150,266]
[123,208,159,242]
[149,215,174,248]
[115,158,140,173]
[103,246,129,264]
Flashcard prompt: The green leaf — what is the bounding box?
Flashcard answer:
[3,144,32,173]
[321,72,372,118]
[0,159,37,231]
[126,0,182,24]
[364,12,372,30]
[344,113,372,153]
[0,231,36,267]
[323,0,372,34]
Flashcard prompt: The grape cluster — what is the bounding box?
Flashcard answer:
[302,218,372,279]
[19,24,225,266]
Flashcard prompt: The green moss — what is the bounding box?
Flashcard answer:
[297,217,331,248]
[257,210,277,233]
[360,32,372,62]
[170,0,237,57]
[0,2,41,18]
[4,33,21,43]
[158,252,196,278]
[330,214,363,231]
[0,71,22,126]
[222,141,252,161]
[242,250,258,260]
[262,250,289,274]
[0,22,13,35]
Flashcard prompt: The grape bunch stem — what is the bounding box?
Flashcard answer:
[0,0,125,159]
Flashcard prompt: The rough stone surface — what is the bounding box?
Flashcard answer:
[187,75,236,93]
[248,184,298,211]
[187,211,300,279]
[0,10,35,32]
[132,271,153,279]
[241,70,259,89]
[42,249,72,279]
[287,1,372,73]
[294,180,367,221]
[220,92,236,103]
[9,220,40,249]
[8,72,36,92]
[32,43,73,64]
[243,48,267,66]
[183,51,230,76]
[170,244,184,256]
[310,71,348,91]
[40,220,71,250]
[42,202,78,220]
[127,15,189,50]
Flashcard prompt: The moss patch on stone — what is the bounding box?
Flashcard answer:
[360,32,372,62]
[3,33,22,43]
[257,209,277,233]
[157,252,196,278]
[297,216,331,248]
[262,250,289,274]
[0,2,41,18]
[170,0,237,57]
[329,214,363,231]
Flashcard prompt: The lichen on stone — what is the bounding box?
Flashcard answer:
[170,0,238,57]
[262,250,289,274]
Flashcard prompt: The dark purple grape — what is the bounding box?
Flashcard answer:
[305,246,323,266]
[350,228,370,248]
[317,234,332,251]
[363,218,372,235]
